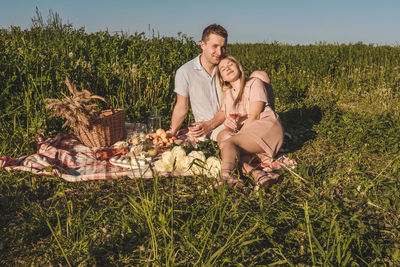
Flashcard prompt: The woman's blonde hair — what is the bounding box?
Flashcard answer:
[216,56,246,107]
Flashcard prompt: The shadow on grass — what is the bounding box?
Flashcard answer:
[88,231,147,266]
[278,105,322,153]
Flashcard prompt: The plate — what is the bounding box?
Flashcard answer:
[109,155,152,169]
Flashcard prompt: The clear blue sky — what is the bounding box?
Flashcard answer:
[1,0,399,45]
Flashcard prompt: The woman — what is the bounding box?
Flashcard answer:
[215,56,283,190]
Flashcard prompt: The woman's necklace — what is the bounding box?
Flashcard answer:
[231,86,239,97]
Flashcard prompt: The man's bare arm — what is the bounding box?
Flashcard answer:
[170,94,189,135]
[249,70,275,110]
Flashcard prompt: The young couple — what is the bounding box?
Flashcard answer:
[169,24,283,190]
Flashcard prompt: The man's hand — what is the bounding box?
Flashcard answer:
[249,70,270,84]
[187,110,225,138]
[189,120,214,137]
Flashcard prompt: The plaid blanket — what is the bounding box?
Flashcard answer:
[0,133,154,182]
[0,133,297,182]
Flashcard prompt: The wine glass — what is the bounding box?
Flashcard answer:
[136,123,147,137]
[229,104,241,134]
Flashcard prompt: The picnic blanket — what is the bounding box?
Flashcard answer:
[0,133,154,182]
[0,133,297,182]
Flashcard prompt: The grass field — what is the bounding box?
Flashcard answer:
[1,12,400,265]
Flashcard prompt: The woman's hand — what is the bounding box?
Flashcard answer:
[224,116,241,131]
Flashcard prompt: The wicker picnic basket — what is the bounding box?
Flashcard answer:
[46,77,126,148]
[74,107,125,148]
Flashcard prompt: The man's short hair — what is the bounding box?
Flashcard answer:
[202,24,228,42]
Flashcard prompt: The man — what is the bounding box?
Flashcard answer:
[169,24,269,140]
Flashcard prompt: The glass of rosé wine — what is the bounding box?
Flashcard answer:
[229,103,243,134]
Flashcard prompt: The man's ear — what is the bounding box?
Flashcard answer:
[200,40,205,50]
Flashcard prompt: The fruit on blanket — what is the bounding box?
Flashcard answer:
[156,128,165,136]
[174,139,183,145]
[128,136,140,145]
[130,144,144,155]
[112,141,129,149]
[146,128,176,147]
[95,148,126,160]
[148,148,158,157]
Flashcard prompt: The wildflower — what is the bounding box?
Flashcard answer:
[171,146,186,160]
[187,151,206,175]
[154,159,169,172]
[205,156,221,177]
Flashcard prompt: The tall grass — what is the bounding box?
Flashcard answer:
[1,10,400,265]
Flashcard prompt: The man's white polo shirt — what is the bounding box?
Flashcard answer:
[174,55,222,123]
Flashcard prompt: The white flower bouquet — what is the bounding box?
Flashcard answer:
[153,145,221,177]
